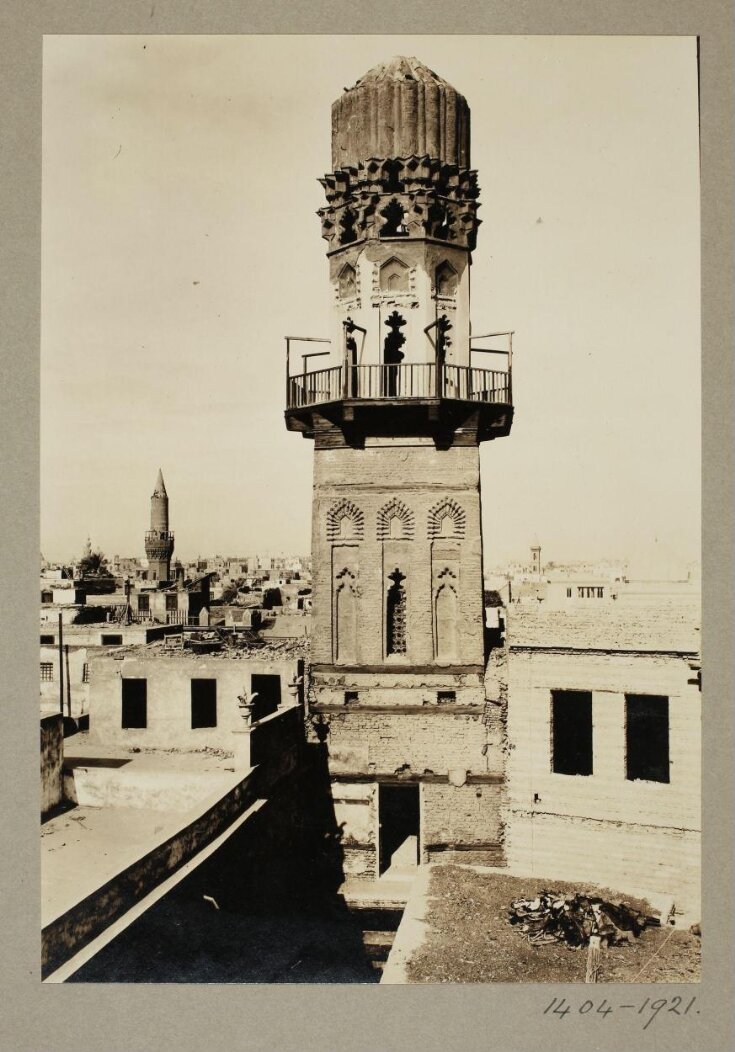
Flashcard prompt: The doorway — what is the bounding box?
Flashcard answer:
[378,783,420,876]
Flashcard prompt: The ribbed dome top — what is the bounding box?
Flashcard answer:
[331,56,470,171]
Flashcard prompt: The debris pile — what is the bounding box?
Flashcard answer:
[509,890,656,949]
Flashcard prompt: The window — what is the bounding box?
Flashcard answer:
[626,695,670,783]
[82,663,89,684]
[40,634,54,645]
[121,678,147,728]
[379,199,408,237]
[386,569,407,656]
[165,593,178,612]
[551,690,593,775]
[250,674,281,721]
[344,690,358,705]
[137,593,150,613]
[101,633,123,646]
[41,591,53,604]
[40,663,53,682]
[191,679,217,728]
[437,690,456,704]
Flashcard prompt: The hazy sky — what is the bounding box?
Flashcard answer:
[41,35,700,573]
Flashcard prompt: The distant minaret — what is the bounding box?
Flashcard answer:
[83,536,92,559]
[530,542,542,580]
[144,469,174,582]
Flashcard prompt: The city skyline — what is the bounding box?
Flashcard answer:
[42,35,701,576]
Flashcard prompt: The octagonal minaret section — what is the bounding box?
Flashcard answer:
[321,56,477,386]
[286,56,511,442]
[144,468,174,582]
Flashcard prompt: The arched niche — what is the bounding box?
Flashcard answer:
[334,570,358,664]
[326,499,365,542]
[379,256,410,294]
[435,260,459,297]
[377,498,415,540]
[435,577,459,662]
[338,262,357,300]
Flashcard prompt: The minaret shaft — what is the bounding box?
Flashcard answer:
[144,469,174,582]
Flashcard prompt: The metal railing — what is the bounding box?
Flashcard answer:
[286,362,512,410]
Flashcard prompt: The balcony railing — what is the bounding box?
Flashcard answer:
[286,362,511,410]
[144,530,174,544]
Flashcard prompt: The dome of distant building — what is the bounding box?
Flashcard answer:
[331,56,470,171]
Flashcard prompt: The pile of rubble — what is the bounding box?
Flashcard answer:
[509,890,657,949]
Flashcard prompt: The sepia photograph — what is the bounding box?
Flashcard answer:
[39,34,702,987]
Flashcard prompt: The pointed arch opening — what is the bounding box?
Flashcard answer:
[377,498,415,540]
[427,498,466,540]
[326,499,364,542]
[379,256,410,293]
[435,579,459,662]
[435,260,458,297]
[338,262,357,299]
[386,568,407,656]
[334,568,358,664]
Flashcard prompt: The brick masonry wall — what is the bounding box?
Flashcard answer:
[422,782,503,848]
[311,440,485,667]
[327,777,504,879]
[505,647,701,911]
[319,709,497,778]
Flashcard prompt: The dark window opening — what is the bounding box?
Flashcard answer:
[344,690,358,705]
[380,198,408,237]
[551,690,593,776]
[386,568,407,656]
[191,678,217,729]
[40,663,53,682]
[250,674,281,721]
[428,202,454,240]
[626,695,670,783]
[382,159,403,193]
[41,591,53,604]
[339,207,357,245]
[165,593,178,612]
[40,634,54,645]
[101,633,123,646]
[121,678,147,729]
[382,311,406,396]
[379,783,420,875]
[137,593,150,613]
[437,690,456,704]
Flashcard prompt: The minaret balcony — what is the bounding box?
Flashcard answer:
[285,361,513,441]
[144,530,174,544]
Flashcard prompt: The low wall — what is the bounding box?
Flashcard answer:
[42,772,257,978]
[506,811,700,915]
[249,705,303,792]
[41,713,63,815]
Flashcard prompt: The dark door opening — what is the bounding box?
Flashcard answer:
[250,674,281,721]
[378,784,419,876]
[121,678,147,729]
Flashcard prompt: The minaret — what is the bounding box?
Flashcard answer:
[285,57,514,879]
[530,542,542,580]
[144,469,174,582]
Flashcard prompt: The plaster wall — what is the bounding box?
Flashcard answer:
[505,647,701,909]
[88,653,300,752]
[41,713,64,815]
